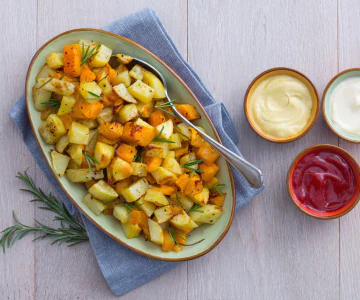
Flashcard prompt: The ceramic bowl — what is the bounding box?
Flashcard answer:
[322,68,360,143]
[287,144,360,219]
[244,67,320,143]
[25,28,235,261]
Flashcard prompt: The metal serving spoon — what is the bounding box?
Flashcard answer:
[110,57,264,188]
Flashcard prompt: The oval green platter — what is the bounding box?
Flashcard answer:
[25,29,235,261]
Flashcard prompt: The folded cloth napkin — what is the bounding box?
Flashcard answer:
[9,8,264,296]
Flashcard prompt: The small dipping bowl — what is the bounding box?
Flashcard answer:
[244,67,320,143]
[287,144,360,219]
[322,68,360,143]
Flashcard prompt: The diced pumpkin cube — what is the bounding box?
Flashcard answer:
[127,80,155,103]
[190,128,204,147]
[88,180,118,201]
[162,229,175,252]
[64,44,81,77]
[94,142,114,170]
[189,204,222,224]
[89,44,112,68]
[145,157,163,173]
[114,178,132,195]
[50,150,70,176]
[82,193,106,216]
[121,120,157,147]
[118,104,139,124]
[144,188,169,206]
[39,114,67,144]
[175,104,201,121]
[121,178,149,202]
[151,167,178,185]
[113,83,137,103]
[209,192,226,207]
[148,219,164,245]
[199,163,219,182]
[114,143,137,163]
[80,63,96,83]
[68,121,90,145]
[196,142,220,164]
[170,210,198,231]
[149,110,166,127]
[98,122,123,140]
[72,99,104,119]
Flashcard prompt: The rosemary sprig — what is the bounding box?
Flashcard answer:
[174,189,183,206]
[133,147,145,162]
[188,204,204,213]
[167,227,204,247]
[155,100,177,117]
[125,203,141,214]
[152,127,175,143]
[84,151,99,171]
[59,74,65,80]
[181,159,205,173]
[83,91,102,101]
[81,43,98,65]
[41,98,61,113]
[209,183,226,196]
[38,78,53,89]
[0,171,88,253]
[98,75,107,83]
[174,124,190,140]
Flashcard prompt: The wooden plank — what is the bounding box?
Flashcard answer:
[338,0,360,299]
[0,1,37,299]
[34,0,188,299]
[187,0,339,299]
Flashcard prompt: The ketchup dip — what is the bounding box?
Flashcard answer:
[291,149,357,213]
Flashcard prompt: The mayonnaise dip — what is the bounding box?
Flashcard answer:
[249,75,313,139]
[330,77,360,137]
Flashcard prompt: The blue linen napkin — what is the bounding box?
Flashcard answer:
[9,8,264,296]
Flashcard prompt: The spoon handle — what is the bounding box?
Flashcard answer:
[171,104,264,188]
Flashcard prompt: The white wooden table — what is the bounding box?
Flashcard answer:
[1,1,359,299]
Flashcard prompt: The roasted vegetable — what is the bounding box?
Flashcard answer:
[39,114,67,144]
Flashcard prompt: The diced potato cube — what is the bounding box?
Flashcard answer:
[108,157,133,182]
[98,76,113,96]
[68,122,90,145]
[191,188,209,206]
[144,188,169,206]
[46,53,64,69]
[121,178,149,202]
[167,151,175,158]
[50,150,70,176]
[129,64,144,80]
[127,80,155,103]
[89,44,112,68]
[151,167,178,185]
[170,194,194,210]
[85,130,99,154]
[39,114,67,144]
[188,204,222,224]
[180,153,198,172]
[142,70,166,99]
[66,169,104,183]
[122,223,142,239]
[94,142,114,170]
[145,142,169,158]
[168,134,182,149]
[97,107,113,124]
[55,134,69,154]
[88,179,118,201]
[113,205,129,223]
[79,81,102,100]
[114,68,131,87]
[136,101,154,118]
[67,144,83,165]
[136,197,156,217]
[170,210,198,231]
[176,123,191,141]
[131,162,148,177]
[36,77,75,96]
[67,159,80,170]
[78,118,98,129]
[32,86,52,111]
[118,104,139,124]
[161,157,182,175]
[155,120,173,139]
[113,83,137,103]
[154,205,173,224]
[58,96,76,116]
[148,219,164,245]
[82,193,106,216]
[78,39,98,53]
[116,54,133,64]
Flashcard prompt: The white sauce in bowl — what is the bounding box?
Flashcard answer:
[330,77,360,137]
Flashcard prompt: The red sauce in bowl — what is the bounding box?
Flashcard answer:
[292,150,356,212]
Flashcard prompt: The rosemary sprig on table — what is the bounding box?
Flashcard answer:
[167,227,204,247]
[152,126,175,143]
[83,91,102,101]
[84,151,99,171]
[38,77,53,89]
[81,43,98,65]
[0,171,88,253]
[155,100,177,117]
[209,184,226,196]
[181,159,204,173]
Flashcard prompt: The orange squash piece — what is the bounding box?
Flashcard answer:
[106,64,117,85]
[199,163,219,182]
[115,178,132,195]
[114,143,137,163]
[162,229,175,252]
[196,142,220,164]
[175,104,201,121]
[175,174,190,193]
[64,44,81,77]
[98,122,124,140]
[190,128,203,147]
[72,100,104,119]
[80,64,96,82]
[145,173,157,184]
[120,122,157,147]
[59,113,74,130]
[209,193,226,207]
[145,157,162,172]
[129,210,143,225]
[103,206,114,215]
[170,205,183,215]
[204,177,219,188]
[160,185,175,195]
[174,143,189,157]
[148,110,166,127]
